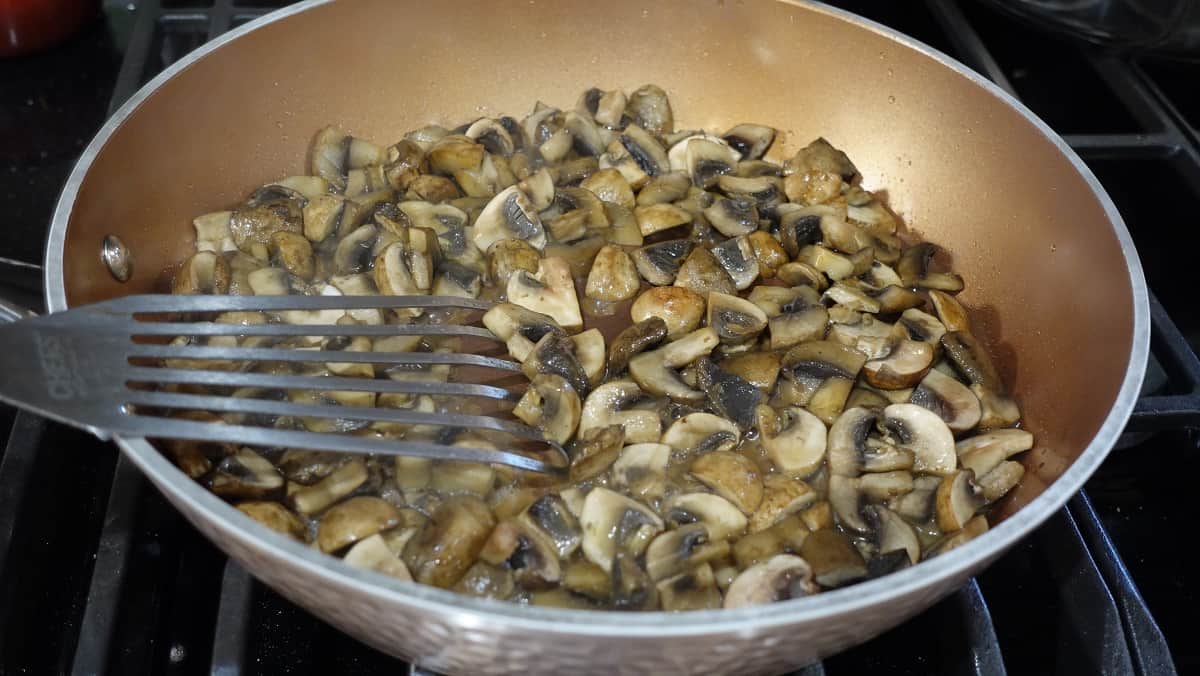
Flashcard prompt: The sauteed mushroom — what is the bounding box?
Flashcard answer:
[170,85,1036,611]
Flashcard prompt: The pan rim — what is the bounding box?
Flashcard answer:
[43,0,1149,637]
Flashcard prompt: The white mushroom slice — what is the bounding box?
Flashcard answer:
[661,412,740,453]
[798,527,868,588]
[797,244,854,281]
[748,285,822,318]
[657,563,723,611]
[630,286,705,339]
[706,293,767,345]
[910,368,982,433]
[684,137,742,188]
[898,242,964,292]
[862,339,935,391]
[585,245,640,302]
[749,475,817,532]
[507,257,583,331]
[756,405,827,477]
[631,239,694,285]
[723,555,817,608]
[193,211,234,252]
[472,185,547,253]
[935,470,983,532]
[826,407,878,477]
[823,282,881,313]
[512,374,581,445]
[289,459,369,516]
[480,302,560,363]
[579,488,664,573]
[663,493,748,541]
[666,133,729,173]
[571,329,606,387]
[628,327,719,401]
[972,384,1022,429]
[863,505,920,565]
[637,171,691,206]
[465,118,515,156]
[478,519,562,587]
[615,124,669,179]
[889,475,941,521]
[977,460,1025,502]
[709,235,760,290]
[579,380,662,443]
[882,403,957,475]
[517,167,556,211]
[522,494,583,558]
[644,523,728,582]
[611,443,671,501]
[858,471,914,501]
[956,429,1034,477]
[828,474,868,532]
[894,308,947,346]
[928,515,989,557]
[342,533,413,581]
[690,451,763,514]
[860,260,903,290]
[634,203,693,236]
[722,124,777,161]
[929,289,972,332]
[703,197,759,238]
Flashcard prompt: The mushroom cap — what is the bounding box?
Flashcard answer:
[512,374,582,445]
[661,412,740,454]
[508,257,583,332]
[663,493,749,542]
[579,488,664,573]
[579,380,662,444]
[757,405,828,477]
[630,286,705,340]
[910,368,982,433]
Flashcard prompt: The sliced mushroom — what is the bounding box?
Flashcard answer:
[630,239,694,286]
[862,339,935,390]
[522,330,590,397]
[630,286,705,339]
[585,245,640,302]
[571,328,606,387]
[607,317,668,376]
[453,562,516,599]
[663,493,748,542]
[173,251,231,294]
[863,505,920,566]
[797,244,854,281]
[888,475,941,521]
[634,203,693,236]
[707,292,768,345]
[657,563,723,611]
[465,117,516,156]
[776,261,828,290]
[629,327,719,401]
[508,257,583,331]
[427,134,485,175]
[611,550,658,610]
[402,495,497,588]
[208,448,284,501]
[562,559,611,602]
[517,167,556,211]
[745,231,789,280]
[690,451,763,514]
[858,470,914,501]
[927,514,989,558]
[756,405,828,477]
[580,168,635,209]
[374,230,440,296]
[580,488,664,573]
[683,137,742,188]
[783,137,859,204]
[722,123,777,161]
[611,442,672,501]
[289,459,369,515]
[472,185,547,253]
[342,534,413,581]
[696,358,764,429]
[522,494,583,558]
[723,555,817,608]
[799,528,868,588]
[603,202,645,246]
[823,281,881,313]
[478,518,562,588]
[625,84,674,135]
[513,374,582,445]
[881,403,957,475]
[644,523,729,581]
[709,235,760,290]
[910,368,982,433]
[236,501,305,540]
[826,407,879,478]
[781,340,868,388]
[977,460,1025,502]
[956,429,1034,477]
[578,380,662,443]
[721,351,782,393]
[619,124,669,178]
[383,139,426,191]
[661,412,740,454]
[636,171,691,206]
[972,384,1022,429]
[897,242,964,292]
[940,331,1004,392]
[703,197,758,238]
[317,496,401,554]
[570,425,626,482]
[333,223,378,274]
[929,289,971,332]
[768,305,830,350]
[749,475,817,532]
[935,470,983,532]
[673,246,738,297]
[481,302,560,362]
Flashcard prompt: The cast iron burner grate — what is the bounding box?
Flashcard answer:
[0,1,1195,674]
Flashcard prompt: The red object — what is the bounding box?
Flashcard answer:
[0,0,97,57]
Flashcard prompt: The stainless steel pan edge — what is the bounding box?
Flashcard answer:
[41,1,1149,673]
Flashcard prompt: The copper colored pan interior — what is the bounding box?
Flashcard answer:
[57,0,1133,518]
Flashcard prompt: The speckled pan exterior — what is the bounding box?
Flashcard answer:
[43,1,1147,673]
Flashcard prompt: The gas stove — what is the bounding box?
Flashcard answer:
[0,1,1195,674]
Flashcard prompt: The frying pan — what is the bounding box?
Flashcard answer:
[36,0,1147,673]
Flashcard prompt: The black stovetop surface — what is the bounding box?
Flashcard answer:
[0,2,1197,675]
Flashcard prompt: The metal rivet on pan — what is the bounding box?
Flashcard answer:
[101,234,133,282]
